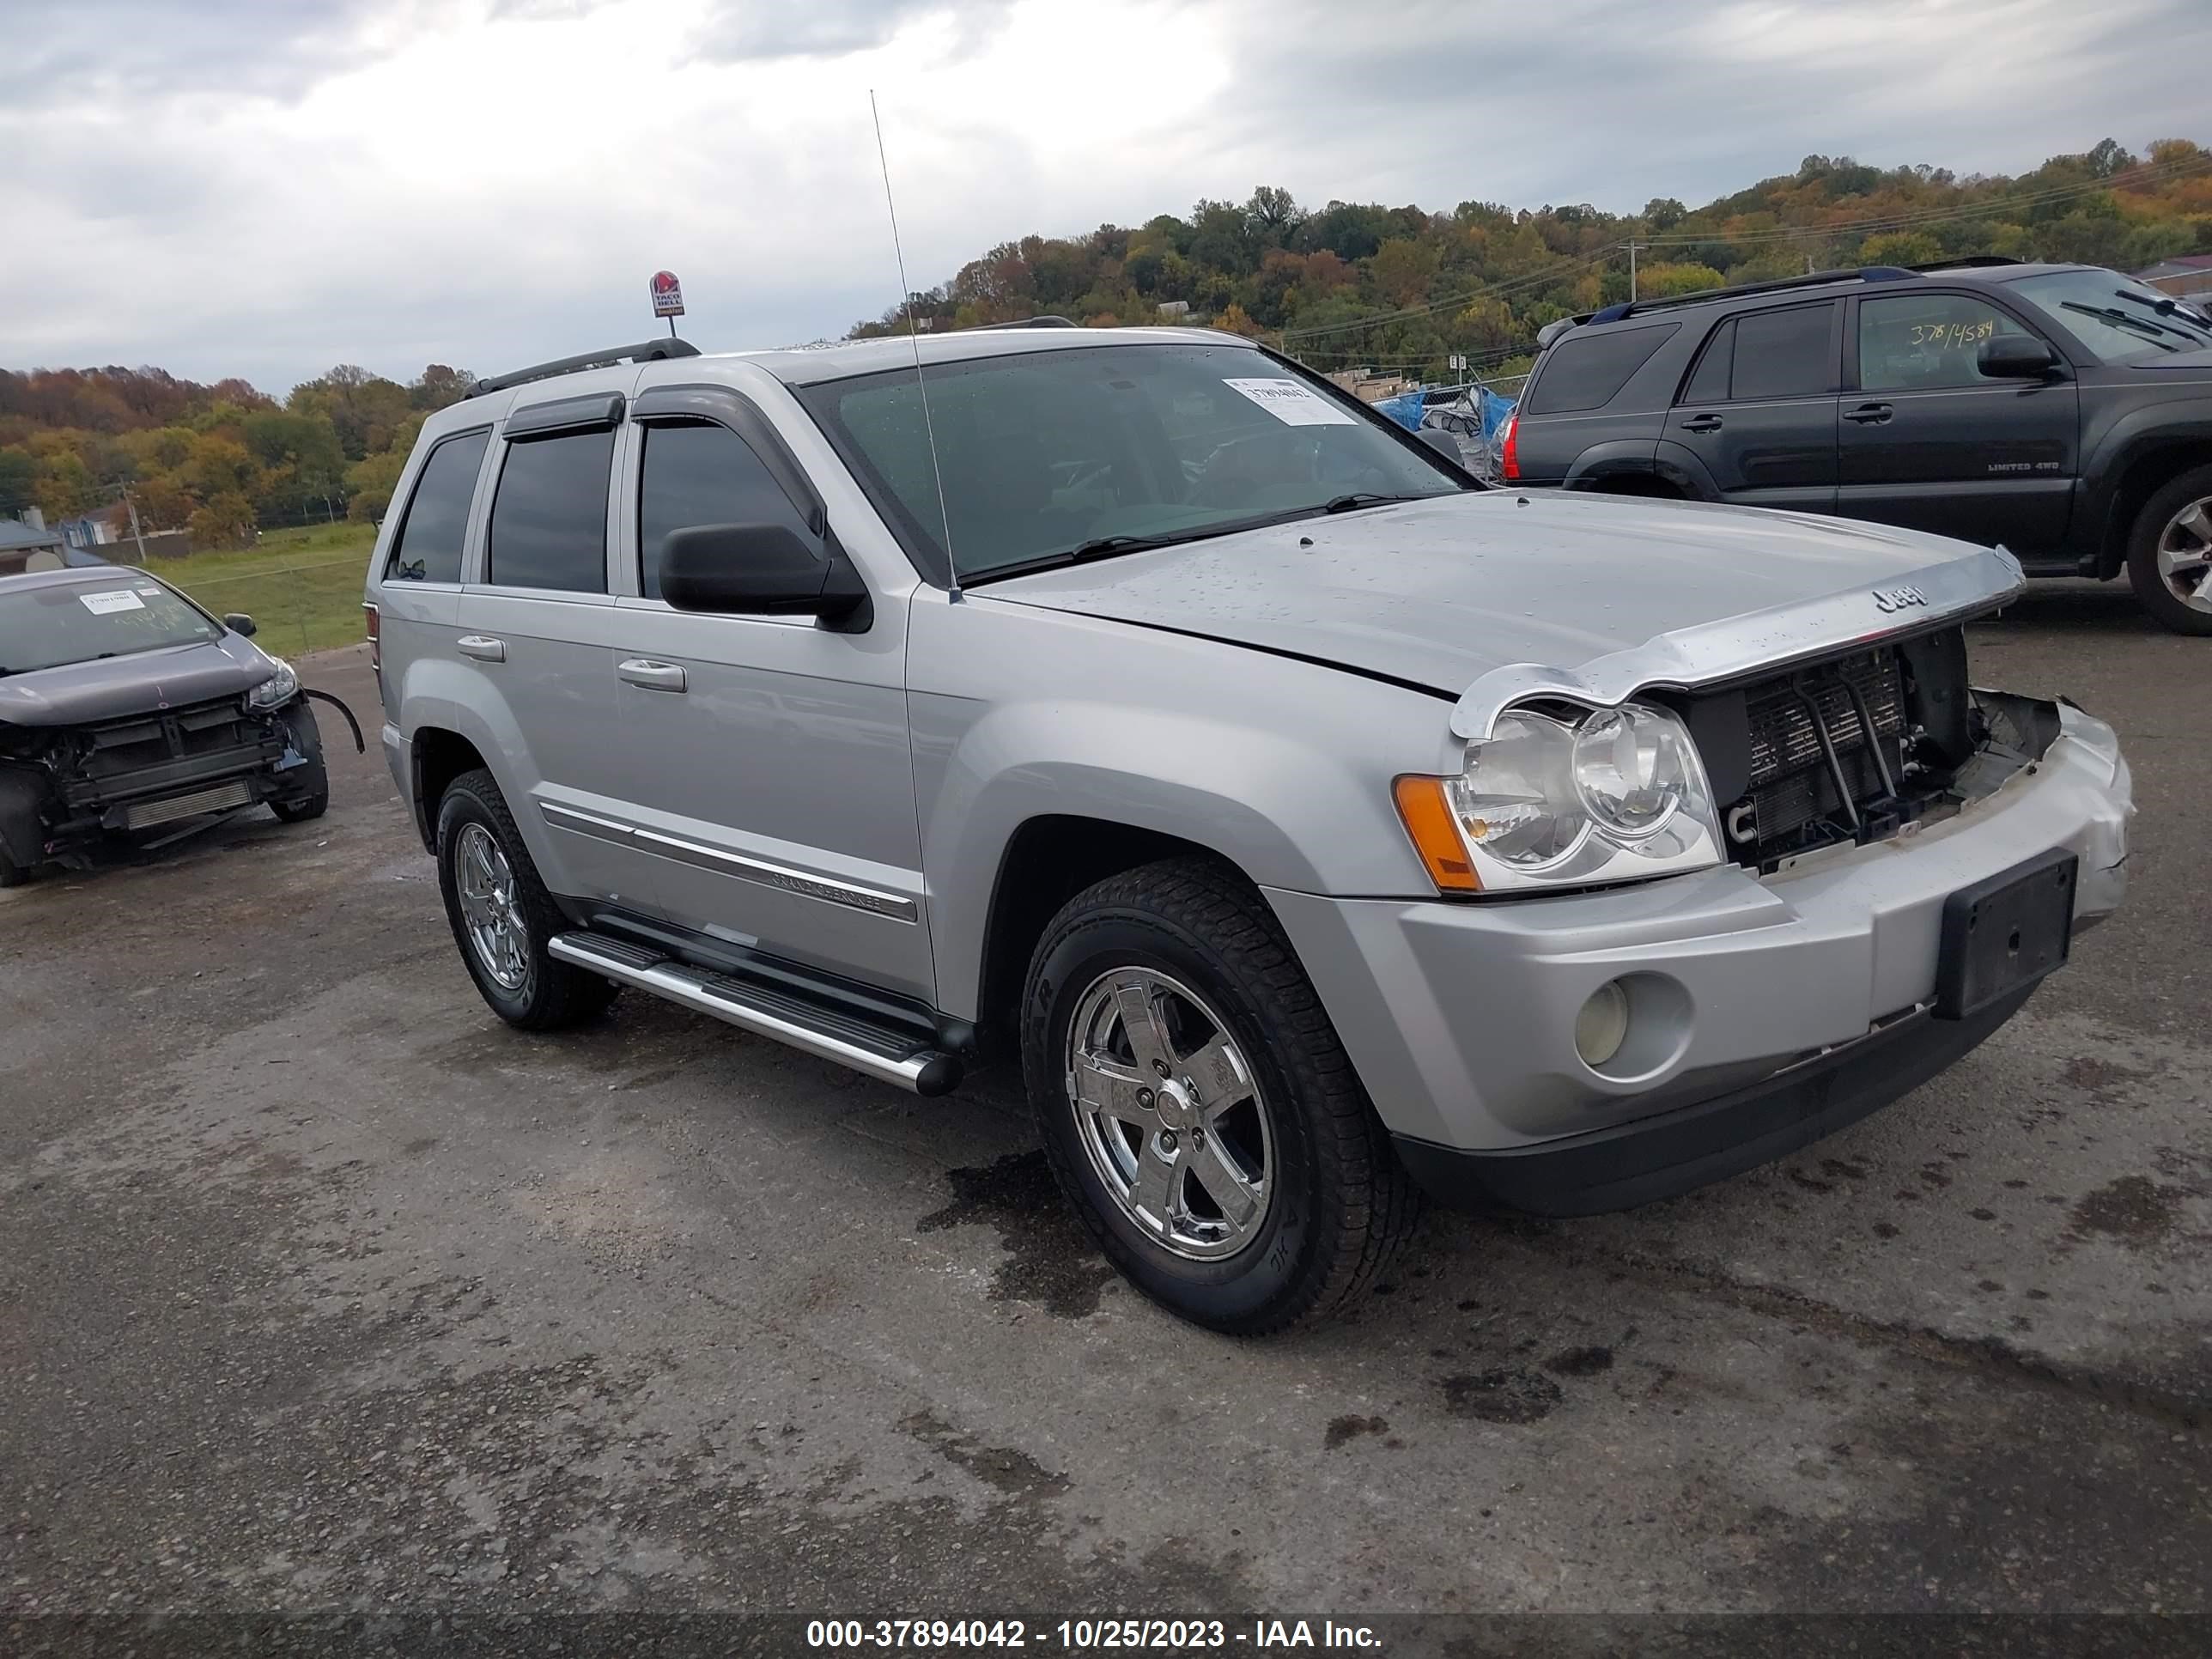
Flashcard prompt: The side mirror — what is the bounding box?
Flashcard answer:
[1978,336,2062,380]
[659,523,870,628]
[224,613,258,637]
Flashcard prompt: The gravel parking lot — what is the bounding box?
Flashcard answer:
[2,583,2206,1638]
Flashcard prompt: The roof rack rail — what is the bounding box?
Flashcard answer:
[1583,266,1917,327]
[1905,254,2024,271]
[1012,315,1078,328]
[467,337,702,398]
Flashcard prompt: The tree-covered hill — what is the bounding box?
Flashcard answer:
[7,137,2209,548]
[848,137,2212,386]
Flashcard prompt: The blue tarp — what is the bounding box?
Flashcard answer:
[1373,390,1427,432]
[1374,383,1516,440]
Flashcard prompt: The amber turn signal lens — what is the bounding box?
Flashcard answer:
[1393,775,1480,893]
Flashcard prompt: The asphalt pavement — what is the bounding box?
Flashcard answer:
[1,581,2205,1641]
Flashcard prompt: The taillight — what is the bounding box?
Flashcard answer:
[363,602,380,671]
[1498,411,1520,482]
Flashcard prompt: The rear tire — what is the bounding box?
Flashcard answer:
[435,768,618,1030]
[2125,464,2212,635]
[0,847,27,889]
[1020,856,1419,1334]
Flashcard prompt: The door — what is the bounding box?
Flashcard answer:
[1837,290,2080,553]
[1659,301,1842,513]
[608,396,934,1003]
[457,390,664,914]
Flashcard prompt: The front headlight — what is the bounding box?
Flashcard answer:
[248,656,300,709]
[1398,702,1723,894]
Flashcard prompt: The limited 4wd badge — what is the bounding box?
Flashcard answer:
[1873,585,1929,615]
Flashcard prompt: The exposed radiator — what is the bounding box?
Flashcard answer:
[125,780,253,830]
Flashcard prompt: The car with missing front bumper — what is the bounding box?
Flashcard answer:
[366,326,2131,1333]
[0,567,337,886]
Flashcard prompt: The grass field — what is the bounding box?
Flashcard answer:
[147,522,378,658]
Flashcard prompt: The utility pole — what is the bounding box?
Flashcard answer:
[1628,239,1639,302]
[104,480,149,564]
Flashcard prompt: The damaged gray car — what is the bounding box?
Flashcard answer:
[0,566,355,887]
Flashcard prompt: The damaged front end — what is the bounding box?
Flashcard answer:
[1675,625,2118,879]
[0,687,331,878]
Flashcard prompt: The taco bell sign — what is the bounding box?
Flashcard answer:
[649,270,685,319]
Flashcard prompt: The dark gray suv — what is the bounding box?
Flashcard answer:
[1502,258,2212,634]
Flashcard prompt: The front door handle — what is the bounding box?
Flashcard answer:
[1680,413,1723,433]
[618,659,688,693]
[456,635,506,662]
[1844,402,1895,425]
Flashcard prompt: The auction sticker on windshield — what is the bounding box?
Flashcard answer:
[78,590,146,616]
[1224,378,1358,426]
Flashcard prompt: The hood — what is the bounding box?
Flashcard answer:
[981,491,2018,719]
[0,633,277,727]
[2128,347,2212,370]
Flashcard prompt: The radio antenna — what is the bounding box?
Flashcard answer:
[869,90,960,601]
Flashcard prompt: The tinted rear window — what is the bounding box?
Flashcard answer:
[1680,319,1735,404]
[1525,323,1680,415]
[1729,302,1837,400]
[486,428,615,593]
[384,429,488,583]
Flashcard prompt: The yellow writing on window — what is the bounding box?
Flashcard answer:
[1907,317,1998,351]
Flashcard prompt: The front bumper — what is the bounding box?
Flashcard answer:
[39,702,325,851]
[1267,706,2132,1202]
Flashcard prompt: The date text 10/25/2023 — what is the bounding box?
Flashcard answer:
[805,1619,1383,1650]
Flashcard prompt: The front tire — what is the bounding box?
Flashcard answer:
[2126,464,2212,635]
[435,769,617,1030]
[1020,857,1419,1334]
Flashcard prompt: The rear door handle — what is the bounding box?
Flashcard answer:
[1680,413,1723,433]
[1845,403,1894,425]
[456,635,506,662]
[617,659,687,693]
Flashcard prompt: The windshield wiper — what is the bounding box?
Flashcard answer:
[2111,289,2212,338]
[2060,300,2184,350]
[960,493,1449,587]
[1317,491,1431,514]
[961,527,1238,587]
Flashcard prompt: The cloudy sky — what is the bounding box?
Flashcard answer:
[4,0,2207,397]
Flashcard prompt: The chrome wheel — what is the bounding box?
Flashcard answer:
[2156,496,2212,614]
[1064,967,1273,1261]
[455,822,528,991]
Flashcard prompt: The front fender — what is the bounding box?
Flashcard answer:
[2081,393,2212,571]
[908,596,1464,1020]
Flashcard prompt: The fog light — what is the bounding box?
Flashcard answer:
[1575,981,1631,1068]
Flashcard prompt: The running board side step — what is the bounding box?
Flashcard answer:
[548,933,963,1097]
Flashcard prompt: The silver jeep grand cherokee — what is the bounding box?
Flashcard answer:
[367,324,2131,1333]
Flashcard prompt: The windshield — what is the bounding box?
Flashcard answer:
[0,576,221,677]
[2012,270,2212,363]
[797,342,1468,584]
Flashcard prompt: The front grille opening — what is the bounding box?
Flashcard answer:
[1692,629,1975,874]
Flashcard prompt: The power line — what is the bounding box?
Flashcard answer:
[1279,251,1617,341]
